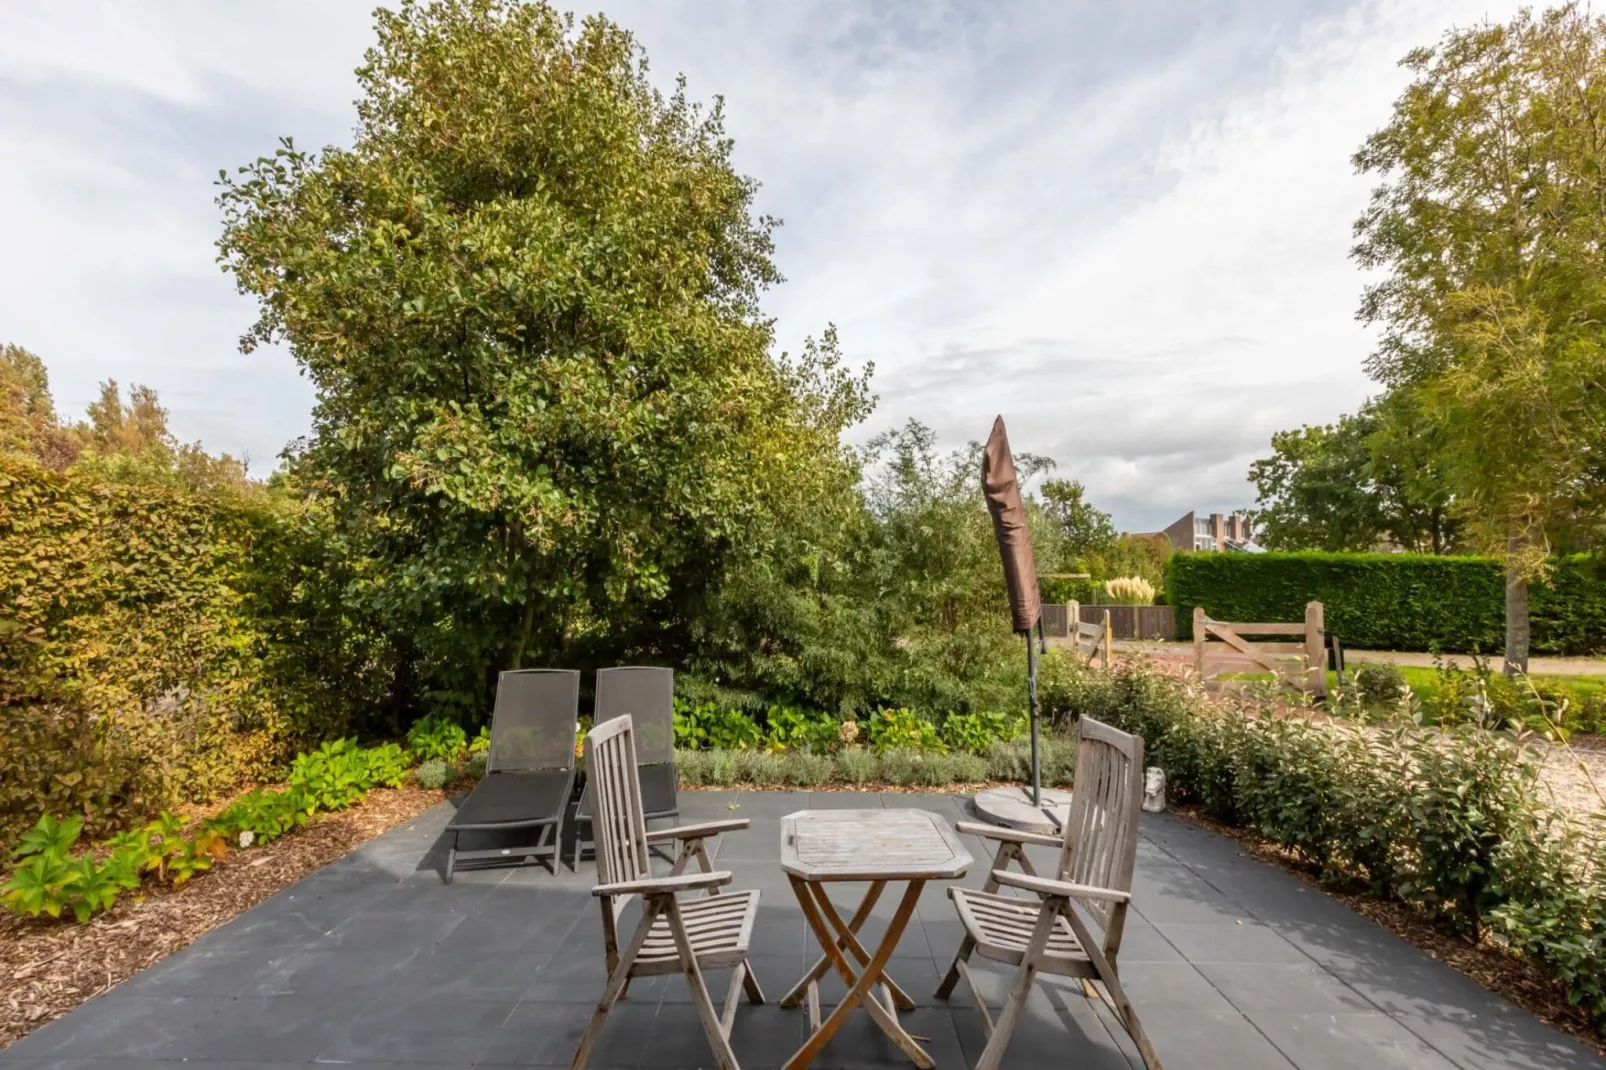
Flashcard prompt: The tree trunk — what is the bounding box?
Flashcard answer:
[1504,542,1530,676]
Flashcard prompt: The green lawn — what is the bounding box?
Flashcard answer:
[1220,663,1606,716]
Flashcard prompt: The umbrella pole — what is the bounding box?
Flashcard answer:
[1027,628,1041,808]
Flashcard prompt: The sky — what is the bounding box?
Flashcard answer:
[0,0,1524,532]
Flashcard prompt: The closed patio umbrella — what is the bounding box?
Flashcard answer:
[981,416,1048,809]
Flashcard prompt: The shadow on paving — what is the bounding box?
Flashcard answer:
[1,792,1600,1070]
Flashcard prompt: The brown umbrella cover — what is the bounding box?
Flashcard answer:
[982,416,1042,634]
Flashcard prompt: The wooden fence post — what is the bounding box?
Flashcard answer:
[1305,600,1326,701]
[1069,600,1080,636]
[1102,611,1113,670]
[1192,607,1206,680]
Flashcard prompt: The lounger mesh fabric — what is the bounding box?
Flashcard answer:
[593,667,674,764]
[487,668,581,773]
[572,667,676,865]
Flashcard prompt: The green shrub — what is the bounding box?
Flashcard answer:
[866,708,944,753]
[763,705,840,753]
[0,455,387,853]
[836,746,876,784]
[414,759,449,791]
[1062,657,1606,1019]
[706,750,740,786]
[407,716,468,762]
[675,749,711,787]
[784,751,835,787]
[672,701,763,751]
[940,711,1024,754]
[736,750,785,785]
[983,737,1077,786]
[1167,549,1606,654]
[1352,663,1408,708]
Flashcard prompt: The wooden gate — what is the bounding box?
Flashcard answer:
[1192,602,1326,701]
[1065,602,1113,669]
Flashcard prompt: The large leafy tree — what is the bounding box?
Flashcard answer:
[1248,392,1457,554]
[1353,4,1606,670]
[217,0,867,710]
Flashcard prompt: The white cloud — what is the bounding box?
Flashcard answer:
[0,0,1522,513]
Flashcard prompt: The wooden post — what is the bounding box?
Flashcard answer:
[1192,607,1206,680]
[1304,601,1326,701]
[1068,600,1080,639]
[1102,611,1113,670]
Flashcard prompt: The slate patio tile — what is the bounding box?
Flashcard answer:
[316,995,516,1064]
[324,906,466,949]
[1112,961,1238,1014]
[167,994,374,1062]
[0,995,229,1060]
[1133,1009,1297,1070]
[480,999,653,1067]
[109,942,280,998]
[1393,1011,1606,1070]
[1193,961,1375,1014]
[1147,920,1313,964]
[243,943,423,997]
[1252,1012,1462,1070]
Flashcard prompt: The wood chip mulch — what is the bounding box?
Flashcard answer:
[0,786,445,1051]
[1172,805,1606,1055]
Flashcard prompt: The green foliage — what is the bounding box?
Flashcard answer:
[289,739,371,811]
[672,700,763,751]
[1167,550,1606,654]
[1058,657,1606,1018]
[469,726,491,756]
[0,454,388,853]
[1354,6,1606,585]
[414,760,449,791]
[407,716,468,763]
[865,708,943,754]
[940,712,1024,755]
[2,738,416,925]
[217,0,871,716]
[1249,393,1458,555]
[836,747,876,785]
[1352,663,1408,709]
[981,737,1078,786]
[762,704,841,753]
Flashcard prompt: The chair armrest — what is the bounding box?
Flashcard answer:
[955,821,1062,848]
[644,818,750,843]
[991,869,1131,903]
[593,870,733,897]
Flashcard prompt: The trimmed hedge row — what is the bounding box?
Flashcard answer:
[1167,551,1606,654]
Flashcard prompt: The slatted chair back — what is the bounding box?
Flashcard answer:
[594,666,675,766]
[584,714,652,897]
[1057,717,1144,953]
[486,668,581,774]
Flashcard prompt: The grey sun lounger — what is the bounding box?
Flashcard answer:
[443,668,579,883]
[571,665,678,867]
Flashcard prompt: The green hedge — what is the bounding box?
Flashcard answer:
[1167,551,1606,654]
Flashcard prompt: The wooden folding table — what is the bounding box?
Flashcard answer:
[779,808,973,1070]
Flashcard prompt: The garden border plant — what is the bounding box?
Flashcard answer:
[1046,655,1606,1034]
[1,738,428,925]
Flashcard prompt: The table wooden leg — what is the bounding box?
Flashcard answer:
[808,881,917,1012]
[784,879,931,1070]
[781,879,887,1008]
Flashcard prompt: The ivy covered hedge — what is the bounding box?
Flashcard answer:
[0,456,386,853]
[1167,550,1606,654]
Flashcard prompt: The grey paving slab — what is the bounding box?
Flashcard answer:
[3,794,1603,1070]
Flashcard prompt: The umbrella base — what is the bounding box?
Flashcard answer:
[971,786,1073,835]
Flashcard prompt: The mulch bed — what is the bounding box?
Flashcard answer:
[1173,806,1606,1055]
[0,785,445,1050]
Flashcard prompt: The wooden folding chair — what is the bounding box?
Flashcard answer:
[573,715,765,1070]
[936,717,1162,1070]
